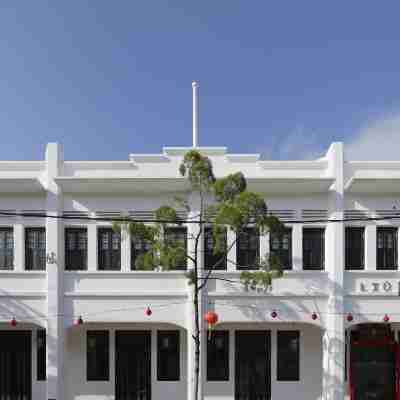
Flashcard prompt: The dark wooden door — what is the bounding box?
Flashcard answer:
[235,331,270,400]
[0,331,31,400]
[115,331,151,400]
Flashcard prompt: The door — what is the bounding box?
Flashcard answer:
[0,331,31,400]
[115,331,151,400]
[235,331,270,400]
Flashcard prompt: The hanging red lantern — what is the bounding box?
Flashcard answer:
[346,313,354,322]
[271,310,278,319]
[145,306,152,316]
[204,311,218,339]
[10,317,17,327]
[75,316,83,326]
[383,314,390,323]
[311,312,318,320]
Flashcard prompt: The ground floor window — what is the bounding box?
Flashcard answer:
[37,329,46,381]
[157,330,180,381]
[277,330,300,381]
[87,330,109,381]
[207,330,229,381]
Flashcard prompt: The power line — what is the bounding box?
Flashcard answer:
[1,210,400,225]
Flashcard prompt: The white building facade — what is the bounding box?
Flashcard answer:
[0,140,400,400]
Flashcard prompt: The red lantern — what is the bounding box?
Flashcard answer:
[271,310,278,319]
[76,316,83,326]
[311,312,318,320]
[383,314,390,323]
[145,306,152,316]
[204,311,218,339]
[10,317,17,327]
[346,313,354,322]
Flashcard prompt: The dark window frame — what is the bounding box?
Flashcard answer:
[86,330,110,381]
[164,226,187,270]
[157,330,180,381]
[65,227,87,271]
[277,330,300,381]
[303,228,325,270]
[131,235,153,270]
[37,329,46,381]
[204,227,227,271]
[345,227,365,270]
[0,227,13,270]
[207,330,229,381]
[270,228,292,270]
[377,227,398,270]
[98,228,121,271]
[25,227,46,271]
[236,227,260,270]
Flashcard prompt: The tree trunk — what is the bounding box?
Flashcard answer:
[193,268,201,400]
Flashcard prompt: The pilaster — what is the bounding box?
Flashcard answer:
[45,143,65,400]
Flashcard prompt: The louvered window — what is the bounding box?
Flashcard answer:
[65,228,87,270]
[0,228,13,270]
[98,228,121,270]
[164,227,187,270]
[270,228,292,270]
[204,227,227,270]
[25,228,46,270]
[303,228,324,270]
[345,227,364,270]
[237,227,259,269]
[377,227,398,270]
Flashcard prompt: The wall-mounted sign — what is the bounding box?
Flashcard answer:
[359,280,400,295]
[46,252,57,265]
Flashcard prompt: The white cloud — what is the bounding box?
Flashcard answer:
[345,112,400,160]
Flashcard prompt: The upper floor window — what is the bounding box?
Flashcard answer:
[270,228,292,270]
[303,228,324,270]
[25,228,46,270]
[98,228,120,271]
[237,227,259,269]
[204,227,227,270]
[131,235,153,270]
[277,331,300,381]
[0,228,13,270]
[377,227,398,270]
[164,227,187,270]
[157,330,180,381]
[207,331,229,381]
[345,227,364,270]
[65,228,87,271]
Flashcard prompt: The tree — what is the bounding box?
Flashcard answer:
[114,150,284,400]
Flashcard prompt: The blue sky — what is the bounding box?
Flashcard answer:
[1,2,400,160]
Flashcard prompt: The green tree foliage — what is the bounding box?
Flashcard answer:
[114,150,285,400]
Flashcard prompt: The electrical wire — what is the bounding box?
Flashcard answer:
[1,210,400,225]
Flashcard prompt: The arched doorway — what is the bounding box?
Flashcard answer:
[349,323,399,400]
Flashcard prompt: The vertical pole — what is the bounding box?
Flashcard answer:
[192,81,199,148]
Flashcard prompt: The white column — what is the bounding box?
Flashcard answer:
[292,224,303,271]
[323,142,345,400]
[87,223,97,271]
[13,218,24,271]
[260,230,269,266]
[323,298,345,400]
[121,223,130,272]
[45,143,65,400]
[365,224,376,271]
